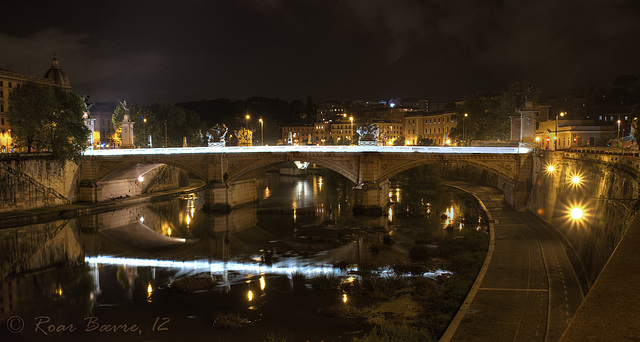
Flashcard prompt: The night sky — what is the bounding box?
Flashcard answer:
[2,0,639,105]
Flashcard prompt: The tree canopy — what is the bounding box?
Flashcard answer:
[112,101,205,147]
[449,81,540,143]
[7,82,90,162]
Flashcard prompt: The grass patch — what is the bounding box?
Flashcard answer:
[352,326,435,342]
[409,245,431,262]
[261,333,291,342]
[212,312,250,329]
[309,274,341,291]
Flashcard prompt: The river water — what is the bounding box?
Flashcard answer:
[0,169,486,341]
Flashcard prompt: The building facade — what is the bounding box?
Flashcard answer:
[534,119,617,150]
[404,110,457,146]
[0,57,72,152]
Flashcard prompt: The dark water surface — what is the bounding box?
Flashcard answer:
[1,171,485,341]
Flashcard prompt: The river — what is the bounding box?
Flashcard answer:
[0,168,487,341]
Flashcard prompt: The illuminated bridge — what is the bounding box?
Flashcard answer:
[80,145,534,214]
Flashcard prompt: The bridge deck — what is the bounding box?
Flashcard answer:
[83,145,532,156]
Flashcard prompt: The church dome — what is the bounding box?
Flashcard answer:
[44,57,71,90]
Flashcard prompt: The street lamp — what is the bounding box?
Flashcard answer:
[463,113,468,146]
[259,118,264,146]
[570,207,583,220]
[245,114,250,129]
[349,116,354,145]
[617,118,621,139]
[555,112,565,150]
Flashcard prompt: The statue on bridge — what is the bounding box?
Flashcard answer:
[118,100,134,149]
[357,124,379,146]
[235,127,253,147]
[207,124,228,147]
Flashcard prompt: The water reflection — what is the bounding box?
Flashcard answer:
[2,170,485,341]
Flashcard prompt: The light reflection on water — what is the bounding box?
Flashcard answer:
[1,170,485,341]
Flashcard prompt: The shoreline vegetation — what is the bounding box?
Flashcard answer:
[242,166,490,341]
[313,165,490,341]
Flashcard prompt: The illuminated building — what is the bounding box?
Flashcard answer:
[0,56,72,152]
[404,110,457,146]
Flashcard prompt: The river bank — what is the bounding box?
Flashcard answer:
[0,179,206,229]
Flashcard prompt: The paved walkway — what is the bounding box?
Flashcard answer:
[441,181,585,342]
[560,209,640,341]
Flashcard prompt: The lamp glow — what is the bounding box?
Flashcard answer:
[547,165,555,172]
[570,207,583,220]
[572,176,580,184]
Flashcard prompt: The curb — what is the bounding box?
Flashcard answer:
[439,183,497,342]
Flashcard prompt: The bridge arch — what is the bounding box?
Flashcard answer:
[226,153,359,184]
[92,158,208,183]
[377,157,512,186]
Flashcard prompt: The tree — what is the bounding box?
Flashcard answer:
[451,81,541,143]
[630,103,640,143]
[417,137,436,146]
[7,82,89,162]
[112,102,205,147]
[49,87,91,162]
[112,102,151,147]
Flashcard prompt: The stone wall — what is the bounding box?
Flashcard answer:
[95,164,187,202]
[0,154,79,213]
[527,150,639,284]
[0,220,83,278]
[145,165,189,193]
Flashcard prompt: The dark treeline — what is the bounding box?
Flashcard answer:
[177,96,315,146]
[177,96,315,127]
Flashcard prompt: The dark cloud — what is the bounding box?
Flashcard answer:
[1,0,638,104]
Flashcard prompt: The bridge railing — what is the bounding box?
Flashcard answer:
[83,145,533,156]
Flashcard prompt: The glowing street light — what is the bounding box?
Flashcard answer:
[570,207,583,220]
[547,165,555,173]
[571,175,581,184]
[259,118,264,146]
[617,118,621,139]
[463,113,468,146]
[349,116,354,144]
[555,112,565,150]
[245,114,250,129]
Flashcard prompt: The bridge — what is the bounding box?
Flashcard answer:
[80,145,534,214]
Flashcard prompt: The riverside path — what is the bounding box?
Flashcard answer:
[441,181,585,342]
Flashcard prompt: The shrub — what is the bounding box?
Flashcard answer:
[309,274,341,291]
[409,245,431,262]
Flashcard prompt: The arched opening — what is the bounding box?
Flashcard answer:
[94,162,204,202]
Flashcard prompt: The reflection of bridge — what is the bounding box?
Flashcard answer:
[81,146,533,214]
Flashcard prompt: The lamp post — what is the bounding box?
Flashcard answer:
[463,113,468,146]
[349,116,354,145]
[259,118,264,146]
[617,118,621,139]
[245,114,250,129]
[164,120,168,147]
[555,112,565,150]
